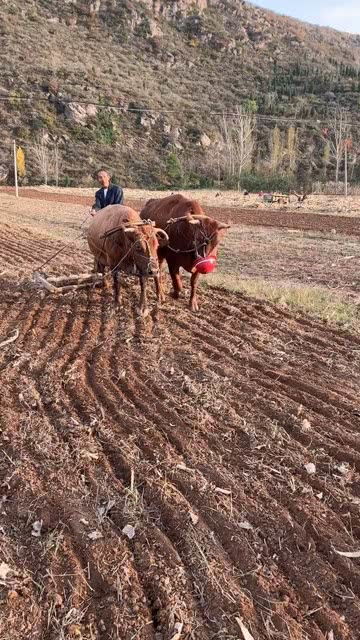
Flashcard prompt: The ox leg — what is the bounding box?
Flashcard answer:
[96,262,107,289]
[113,270,121,306]
[168,264,183,299]
[189,272,201,312]
[154,275,162,304]
[138,277,149,317]
[154,256,166,304]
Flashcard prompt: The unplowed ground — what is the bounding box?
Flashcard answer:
[1,202,360,640]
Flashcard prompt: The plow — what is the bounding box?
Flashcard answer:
[33,271,104,294]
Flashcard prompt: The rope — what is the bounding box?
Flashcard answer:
[34,210,92,272]
[94,233,155,278]
[35,230,86,271]
[167,242,207,254]
[164,218,216,257]
[108,240,139,275]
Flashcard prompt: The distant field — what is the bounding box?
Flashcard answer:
[1,185,360,216]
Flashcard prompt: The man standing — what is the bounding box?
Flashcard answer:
[91,169,124,215]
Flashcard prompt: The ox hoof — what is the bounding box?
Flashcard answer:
[190,301,199,312]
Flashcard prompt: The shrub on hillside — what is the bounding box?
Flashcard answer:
[238,173,297,193]
[165,152,183,187]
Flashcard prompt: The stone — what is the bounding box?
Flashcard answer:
[200,133,211,148]
[64,102,98,125]
[149,19,163,37]
[86,104,98,118]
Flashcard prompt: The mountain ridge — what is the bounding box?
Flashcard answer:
[1,0,359,187]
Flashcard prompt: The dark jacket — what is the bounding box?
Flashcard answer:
[93,184,124,210]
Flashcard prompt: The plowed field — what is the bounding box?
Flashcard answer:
[1,210,360,640]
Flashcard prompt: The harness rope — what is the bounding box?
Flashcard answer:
[35,209,93,271]
[107,238,155,276]
[34,212,211,279]
[164,219,216,258]
[34,212,155,276]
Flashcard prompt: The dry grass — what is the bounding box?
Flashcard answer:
[204,223,360,333]
[206,275,360,333]
[122,470,145,526]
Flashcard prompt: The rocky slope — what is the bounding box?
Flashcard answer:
[1,0,360,187]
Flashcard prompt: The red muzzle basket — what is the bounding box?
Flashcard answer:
[191,256,217,275]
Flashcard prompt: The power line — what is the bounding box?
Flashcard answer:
[1,94,360,130]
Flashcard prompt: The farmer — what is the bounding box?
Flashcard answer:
[90,169,124,215]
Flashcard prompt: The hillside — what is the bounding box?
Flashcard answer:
[1,0,360,188]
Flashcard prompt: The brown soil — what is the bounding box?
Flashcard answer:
[1,217,360,640]
[217,226,360,299]
[1,187,360,236]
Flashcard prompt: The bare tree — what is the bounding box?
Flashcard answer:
[321,106,350,189]
[349,145,358,181]
[51,140,63,187]
[219,105,255,187]
[285,126,298,175]
[31,137,50,185]
[30,135,63,185]
[269,126,283,173]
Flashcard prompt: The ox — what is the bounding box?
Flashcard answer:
[87,204,168,315]
[140,194,230,311]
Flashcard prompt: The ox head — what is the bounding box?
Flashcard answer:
[123,221,168,277]
[167,214,231,259]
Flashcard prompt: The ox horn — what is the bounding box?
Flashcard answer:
[124,220,155,227]
[124,227,136,233]
[155,228,169,241]
[188,214,210,225]
[217,222,231,230]
[166,215,191,224]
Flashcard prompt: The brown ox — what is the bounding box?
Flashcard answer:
[87,204,168,315]
[140,194,230,311]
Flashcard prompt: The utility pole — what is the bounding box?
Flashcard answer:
[344,142,348,198]
[344,138,352,198]
[55,144,59,188]
[13,140,19,197]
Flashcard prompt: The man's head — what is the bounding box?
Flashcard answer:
[97,169,111,188]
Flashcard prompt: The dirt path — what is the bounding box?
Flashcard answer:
[1,187,360,236]
[1,224,360,640]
